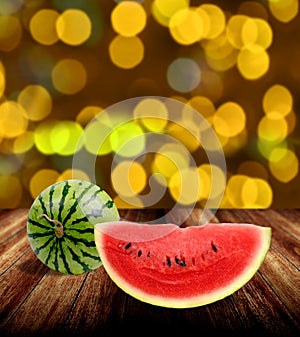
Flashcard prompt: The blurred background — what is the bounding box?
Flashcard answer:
[0,0,299,209]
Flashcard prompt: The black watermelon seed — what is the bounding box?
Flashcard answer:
[175,256,186,267]
[211,242,217,252]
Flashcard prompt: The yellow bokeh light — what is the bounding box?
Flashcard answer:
[0,101,28,138]
[84,117,112,156]
[56,9,92,46]
[0,61,5,98]
[195,6,211,38]
[187,96,215,124]
[57,169,90,182]
[151,0,189,27]
[268,148,299,183]
[52,59,87,95]
[109,121,145,158]
[151,2,170,27]
[133,98,168,132]
[205,45,238,72]
[154,0,189,19]
[0,15,22,51]
[50,121,83,156]
[227,15,272,50]
[18,84,52,121]
[152,144,190,185]
[263,84,293,117]
[0,0,299,210]
[13,131,35,154]
[76,105,103,127]
[226,174,248,207]
[196,165,211,201]
[112,161,147,197]
[111,1,147,37]
[34,120,57,155]
[0,175,22,208]
[241,178,259,206]
[114,195,143,209]
[241,177,273,208]
[169,8,204,45]
[241,18,259,47]
[226,14,249,49]
[237,44,270,80]
[257,138,288,160]
[167,120,201,152]
[169,167,201,205]
[29,168,60,199]
[203,32,236,60]
[109,35,144,69]
[213,102,246,137]
[258,112,288,143]
[243,18,273,50]
[29,9,59,45]
[198,163,226,200]
[203,31,238,72]
[268,0,299,23]
[199,4,226,40]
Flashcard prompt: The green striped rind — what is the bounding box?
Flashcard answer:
[27,179,119,274]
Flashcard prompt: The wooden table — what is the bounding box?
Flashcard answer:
[0,208,299,336]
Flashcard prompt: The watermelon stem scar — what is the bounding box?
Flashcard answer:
[37,213,64,238]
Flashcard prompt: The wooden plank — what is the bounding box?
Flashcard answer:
[64,267,126,334]
[0,209,28,244]
[0,234,29,274]
[229,272,299,336]
[137,208,166,223]
[0,209,29,273]
[219,208,300,238]
[0,249,48,328]
[164,208,219,227]
[189,208,220,225]
[64,209,165,334]
[67,208,240,334]
[0,209,10,216]
[177,298,244,334]
[271,209,300,238]
[259,247,300,323]
[120,280,293,335]
[0,208,299,336]
[118,292,215,333]
[216,209,300,323]
[118,208,140,222]
[2,269,87,336]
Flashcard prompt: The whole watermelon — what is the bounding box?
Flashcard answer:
[27,179,119,274]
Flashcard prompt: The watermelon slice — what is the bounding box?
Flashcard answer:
[95,221,271,308]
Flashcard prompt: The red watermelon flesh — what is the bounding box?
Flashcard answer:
[95,221,271,308]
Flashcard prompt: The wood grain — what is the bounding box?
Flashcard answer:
[0,208,299,336]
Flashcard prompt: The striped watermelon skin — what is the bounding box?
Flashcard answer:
[27,179,119,274]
